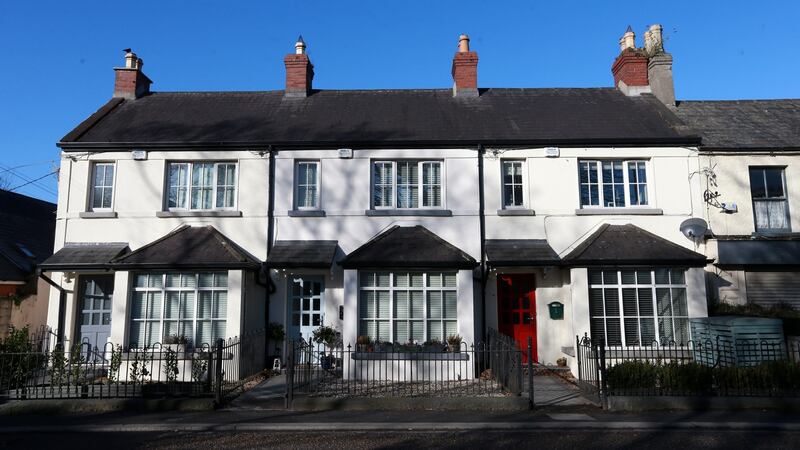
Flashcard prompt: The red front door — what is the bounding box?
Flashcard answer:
[497,274,537,362]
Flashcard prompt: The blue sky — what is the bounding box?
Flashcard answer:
[1,0,798,202]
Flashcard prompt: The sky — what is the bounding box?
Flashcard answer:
[1,0,798,202]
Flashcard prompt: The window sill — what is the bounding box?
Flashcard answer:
[352,352,469,361]
[497,209,535,216]
[79,211,118,219]
[365,209,453,217]
[575,208,663,216]
[751,231,797,238]
[156,210,242,218]
[288,210,326,217]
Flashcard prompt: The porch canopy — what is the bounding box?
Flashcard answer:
[339,225,477,269]
[485,239,560,267]
[716,239,800,269]
[265,240,338,269]
[109,225,261,270]
[38,243,129,271]
[562,224,710,267]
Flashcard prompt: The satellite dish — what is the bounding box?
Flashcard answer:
[679,218,708,240]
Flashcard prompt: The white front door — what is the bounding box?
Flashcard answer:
[77,275,114,359]
[289,276,325,343]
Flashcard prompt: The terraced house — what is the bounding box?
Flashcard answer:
[41,24,796,378]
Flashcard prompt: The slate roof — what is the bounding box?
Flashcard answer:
[339,225,477,269]
[265,240,339,268]
[59,89,698,148]
[111,225,261,269]
[485,239,560,267]
[562,224,709,267]
[39,243,129,271]
[674,99,800,150]
[0,190,56,281]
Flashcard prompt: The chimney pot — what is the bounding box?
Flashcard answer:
[295,35,307,55]
[458,34,470,52]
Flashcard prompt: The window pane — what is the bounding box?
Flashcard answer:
[640,318,656,344]
[131,293,146,319]
[394,292,409,318]
[606,318,622,346]
[655,269,670,284]
[395,321,408,343]
[621,270,636,285]
[443,291,457,319]
[377,291,390,318]
[588,270,603,285]
[672,288,688,316]
[147,292,162,319]
[428,291,443,318]
[637,288,654,316]
[622,288,637,316]
[749,169,767,199]
[603,288,620,316]
[624,318,639,346]
[670,269,685,285]
[589,288,604,316]
[410,293,424,318]
[165,292,180,319]
[656,288,672,317]
[764,169,784,198]
[214,292,227,318]
[428,321,443,342]
[410,321,425,342]
[636,270,651,284]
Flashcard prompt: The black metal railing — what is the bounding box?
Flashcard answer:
[0,329,268,402]
[286,333,534,407]
[576,334,800,399]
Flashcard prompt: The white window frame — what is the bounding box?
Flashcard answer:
[89,162,116,211]
[166,162,238,211]
[294,160,321,210]
[129,272,228,348]
[501,160,526,209]
[588,268,690,348]
[358,271,458,343]
[371,160,445,210]
[579,159,650,209]
[749,166,791,233]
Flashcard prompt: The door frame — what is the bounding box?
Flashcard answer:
[495,272,538,362]
[73,273,115,354]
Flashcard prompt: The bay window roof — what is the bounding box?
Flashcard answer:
[339,225,477,269]
[110,225,260,270]
[563,224,710,267]
[265,240,339,269]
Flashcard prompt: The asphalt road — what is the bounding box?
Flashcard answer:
[2,429,800,449]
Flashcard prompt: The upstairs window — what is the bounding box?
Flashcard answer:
[579,160,648,208]
[502,160,525,208]
[167,162,237,211]
[294,161,320,209]
[90,163,115,211]
[749,167,790,233]
[372,161,442,209]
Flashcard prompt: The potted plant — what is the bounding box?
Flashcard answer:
[556,357,568,367]
[356,335,372,352]
[163,335,188,354]
[423,338,444,353]
[266,322,285,355]
[447,335,462,353]
[312,326,341,370]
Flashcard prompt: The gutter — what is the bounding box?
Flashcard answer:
[37,269,67,346]
[57,136,702,151]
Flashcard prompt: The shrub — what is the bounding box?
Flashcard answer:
[606,360,659,393]
[0,326,46,389]
[660,362,713,394]
[312,326,341,349]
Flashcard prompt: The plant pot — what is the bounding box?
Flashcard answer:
[448,344,461,353]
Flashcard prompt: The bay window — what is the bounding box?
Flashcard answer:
[359,271,457,343]
[167,162,237,210]
[130,272,228,348]
[589,268,689,347]
[372,161,442,209]
[579,160,648,208]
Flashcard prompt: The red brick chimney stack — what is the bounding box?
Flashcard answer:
[452,34,479,97]
[611,26,650,96]
[284,35,314,98]
[113,49,152,99]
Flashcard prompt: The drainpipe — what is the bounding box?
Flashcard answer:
[38,269,66,346]
[478,144,487,343]
[264,146,277,358]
